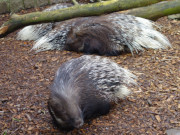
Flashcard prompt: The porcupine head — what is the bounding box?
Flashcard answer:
[48,90,84,130]
[65,18,116,55]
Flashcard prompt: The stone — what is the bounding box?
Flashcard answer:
[49,0,71,4]
[9,0,24,13]
[0,2,9,14]
[37,0,49,7]
[24,0,35,9]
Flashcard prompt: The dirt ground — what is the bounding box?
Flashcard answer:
[0,4,180,135]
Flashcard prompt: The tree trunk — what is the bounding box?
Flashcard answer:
[121,0,180,20]
[0,0,176,37]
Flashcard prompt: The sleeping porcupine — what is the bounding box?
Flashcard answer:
[48,55,136,130]
[17,4,171,55]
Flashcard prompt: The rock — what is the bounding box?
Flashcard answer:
[166,129,180,135]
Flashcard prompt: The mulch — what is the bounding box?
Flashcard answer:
[0,4,179,135]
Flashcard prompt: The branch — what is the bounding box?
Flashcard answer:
[120,0,180,20]
[0,0,167,37]
[72,0,79,5]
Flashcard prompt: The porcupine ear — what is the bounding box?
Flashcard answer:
[66,27,78,44]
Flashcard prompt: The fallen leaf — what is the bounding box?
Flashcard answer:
[155,115,161,122]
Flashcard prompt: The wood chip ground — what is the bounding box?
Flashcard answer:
[0,6,179,135]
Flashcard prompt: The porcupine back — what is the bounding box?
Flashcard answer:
[32,13,171,55]
[53,55,136,102]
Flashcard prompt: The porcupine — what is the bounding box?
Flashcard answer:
[17,4,171,55]
[48,55,136,130]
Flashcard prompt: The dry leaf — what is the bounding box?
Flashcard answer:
[155,115,161,122]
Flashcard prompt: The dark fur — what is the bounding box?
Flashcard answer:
[82,97,110,120]
[65,17,122,56]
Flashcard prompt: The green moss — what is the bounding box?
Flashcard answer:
[0,0,8,2]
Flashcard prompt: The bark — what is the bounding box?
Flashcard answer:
[168,13,180,20]
[0,0,173,37]
[72,0,79,5]
[120,0,180,20]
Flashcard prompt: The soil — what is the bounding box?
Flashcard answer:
[0,4,180,135]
